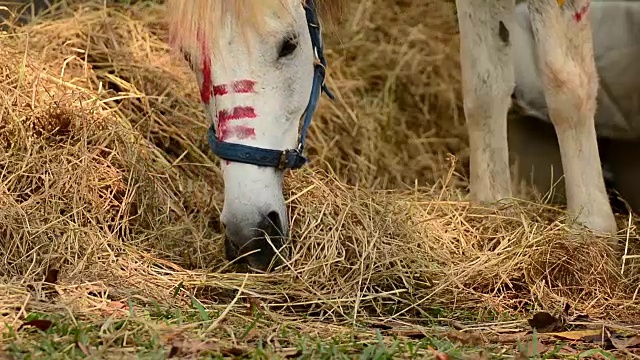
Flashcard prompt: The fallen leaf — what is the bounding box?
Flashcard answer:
[547,329,603,341]
[582,333,609,345]
[611,335,640,350]
[558,345,579,355]
[99,301,130,317]
[528,312,562,333]
[18,319,53,332]
[108,301,127,310]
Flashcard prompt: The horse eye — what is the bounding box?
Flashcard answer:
[278,35,299,59]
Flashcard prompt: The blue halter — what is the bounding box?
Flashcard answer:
[207,0,335,170]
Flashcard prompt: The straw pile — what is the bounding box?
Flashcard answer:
[1,0,639,336]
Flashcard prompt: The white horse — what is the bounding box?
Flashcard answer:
[166,0,345,270]
[510,1,640,209]
[166,0,616,271]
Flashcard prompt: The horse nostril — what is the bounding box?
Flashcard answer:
[223,211,288,271]
[265,210,282,235]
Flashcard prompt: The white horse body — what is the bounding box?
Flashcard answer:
[513,1,640,139]
[457,0,618,234]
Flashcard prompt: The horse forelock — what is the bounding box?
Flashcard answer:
[166,0,346,65]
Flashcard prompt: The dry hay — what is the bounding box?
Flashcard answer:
[1,0,640,341]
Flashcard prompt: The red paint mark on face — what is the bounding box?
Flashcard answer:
[219,125,256,141]
[217,106,257,123]
[230,125,256,139]
[574,2,590,22]
[216,106,257,141]
[213,80,257,96]
[199,37,213,104]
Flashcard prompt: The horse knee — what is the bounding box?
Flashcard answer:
[459,39,514,131]
[528,0,598,129]
[540,59,598,129]
[463,90,513,131]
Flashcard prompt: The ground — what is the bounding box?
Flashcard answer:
[1,0,640,359]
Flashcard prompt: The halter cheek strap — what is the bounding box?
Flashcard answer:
[207,0,334,170]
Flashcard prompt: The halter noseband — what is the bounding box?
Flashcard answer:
[207,0,334,170]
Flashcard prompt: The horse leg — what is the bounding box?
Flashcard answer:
[527,0,616,233]
[455,0,515,203]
